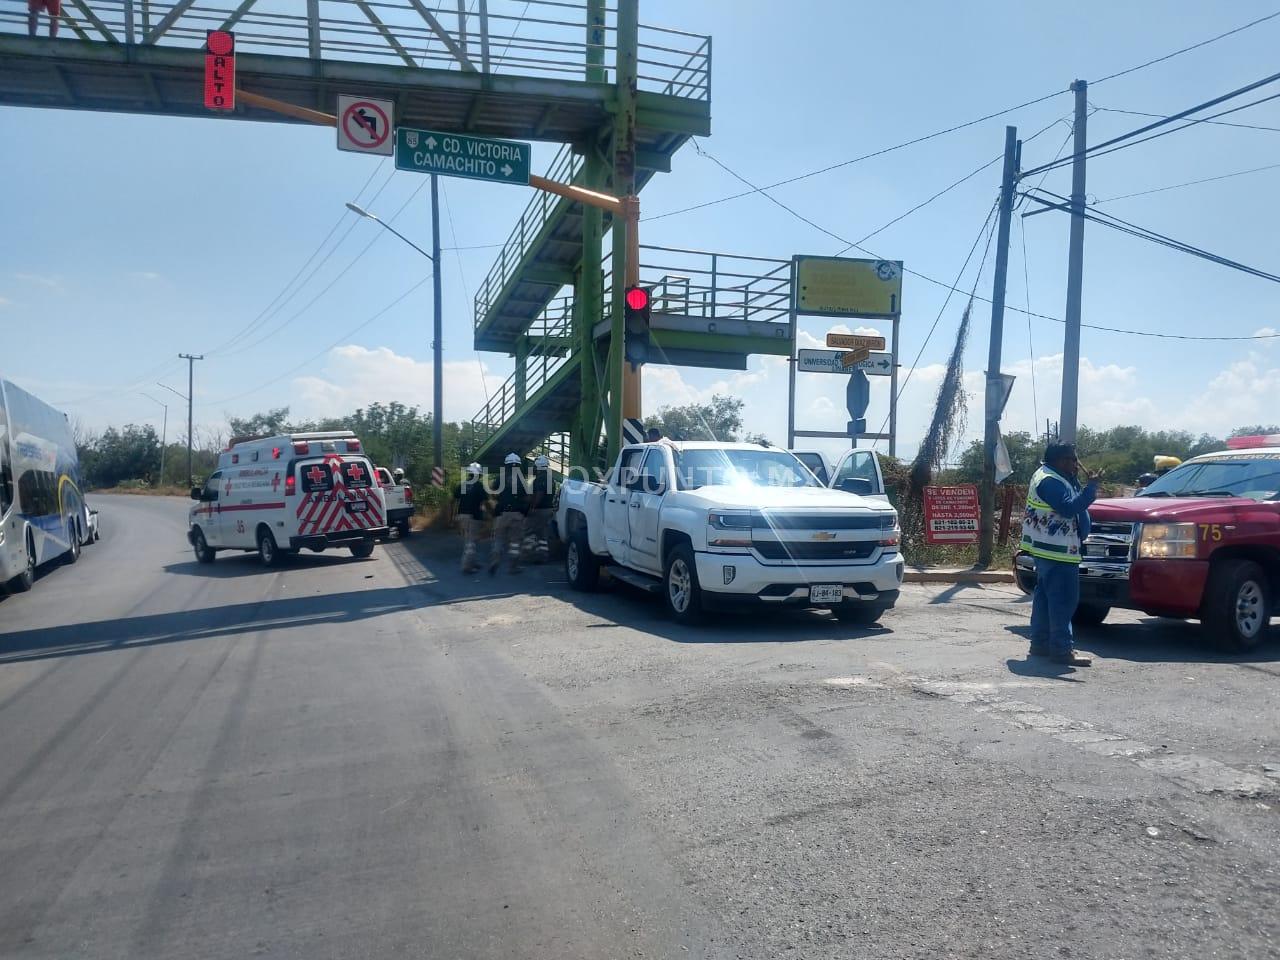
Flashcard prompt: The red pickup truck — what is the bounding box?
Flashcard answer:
[1015,444,1279,651]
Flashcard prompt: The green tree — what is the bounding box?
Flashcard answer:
[644,394,745,441]
[84,424,161,488]
[228,407,294,439]
[954,430,1040,486]
[1229,424,1280,438]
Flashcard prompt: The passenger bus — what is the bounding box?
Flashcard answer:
[0,377,90,593]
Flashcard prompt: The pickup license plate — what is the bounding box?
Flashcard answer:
[347,500,368,513]
[809,584,843,603]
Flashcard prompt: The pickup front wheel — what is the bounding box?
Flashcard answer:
[566,530,599,591]
[663,544,703,624]
[1202,559,1271,652]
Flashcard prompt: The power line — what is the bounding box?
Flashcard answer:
[1025,186,1280,284]
[1093,160,1280,203]
[202,274,434,407]
[206,163,392,357]
[700,145,1279,341]
[643,89,1067,224]
[1021,71,1280,178]
[1089,8,1280,84]
[1092,104,1280,134]
[220,176,432,356]
[645,10,1280,227]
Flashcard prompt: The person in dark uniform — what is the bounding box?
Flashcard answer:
[454,462,487,573]
[524,454,557,562]
[490,453,529,575]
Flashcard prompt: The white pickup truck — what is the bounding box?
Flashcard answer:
[556,441,904,624]
[374,466,414,537]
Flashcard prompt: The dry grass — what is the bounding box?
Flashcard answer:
[91,485,191,497]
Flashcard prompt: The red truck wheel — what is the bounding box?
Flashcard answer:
[1202,559,1272,652]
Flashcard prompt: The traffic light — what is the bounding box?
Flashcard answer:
[623,285,652,367]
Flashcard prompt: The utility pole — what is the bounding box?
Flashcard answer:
[141,393,167,486]
[978,126,1020,568]
[431,173,444,474]
[1059,79,1088,443]
[179,353,202,487]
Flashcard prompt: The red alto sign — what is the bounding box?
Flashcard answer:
[204,30,236,111]
[923,484,980,544]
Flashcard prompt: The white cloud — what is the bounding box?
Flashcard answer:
[0,296,9,307]
[291,345,499,424]
[131,271,162,282]
[14,272,60,289]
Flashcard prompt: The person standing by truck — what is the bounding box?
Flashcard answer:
[454,462,487,574]
[524,454,557,563]
[1021,442,1103,666]
[490,453,529,575]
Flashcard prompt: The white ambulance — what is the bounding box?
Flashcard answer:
[187,431,388,567]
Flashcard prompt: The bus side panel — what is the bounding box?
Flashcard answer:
[1,378,85,566]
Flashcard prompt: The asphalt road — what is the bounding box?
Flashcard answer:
[0,495,1276,959]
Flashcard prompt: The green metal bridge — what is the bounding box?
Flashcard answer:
[1,0,797,473]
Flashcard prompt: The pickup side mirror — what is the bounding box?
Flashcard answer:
[190,486,203,501]
[839,477,874,496]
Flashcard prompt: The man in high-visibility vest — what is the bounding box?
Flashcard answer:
[1021,442,1103,666]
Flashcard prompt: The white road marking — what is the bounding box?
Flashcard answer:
[825,674,1276,798]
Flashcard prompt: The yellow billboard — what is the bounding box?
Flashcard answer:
[796,257,903,318]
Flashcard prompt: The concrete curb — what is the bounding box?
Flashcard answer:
[904,567,1015,585]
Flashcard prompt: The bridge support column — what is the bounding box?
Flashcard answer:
[572,146,607,472]
[607,0,639,467]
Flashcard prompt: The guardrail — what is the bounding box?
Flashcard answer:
[472,140,582,331]
[602,244,793,326]
[1,1,710,98]
[470,295,574,449]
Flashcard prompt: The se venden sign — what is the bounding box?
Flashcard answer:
[923,485,980,544]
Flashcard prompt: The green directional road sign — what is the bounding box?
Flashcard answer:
[395,128,532,186]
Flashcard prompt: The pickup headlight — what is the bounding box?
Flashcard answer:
[1137,522,1197,559]
[879,512,901,548]
[708,510,758,547]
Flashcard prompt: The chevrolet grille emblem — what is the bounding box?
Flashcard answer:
[812,531,837,541]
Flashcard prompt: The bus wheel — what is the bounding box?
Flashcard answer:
[8,533,35,593]
[65,522,81,564]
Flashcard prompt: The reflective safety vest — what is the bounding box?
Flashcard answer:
[1020,465,1082,563]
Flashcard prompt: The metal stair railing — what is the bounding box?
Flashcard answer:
[472,141,582,332]
[469,296,575,449]
[601,244,793,327]
[1,1,710,96]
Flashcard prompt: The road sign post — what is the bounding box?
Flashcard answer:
[337,95,394,155]
[395,128,532,185]
[797,349,893,375]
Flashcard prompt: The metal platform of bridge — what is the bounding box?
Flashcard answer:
[0,1,710,151]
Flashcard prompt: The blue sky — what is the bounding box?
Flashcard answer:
[2,0,1277,463]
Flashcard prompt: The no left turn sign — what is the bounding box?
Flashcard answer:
[337,94,394,156]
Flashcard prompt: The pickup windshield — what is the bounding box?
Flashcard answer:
[1138,455,1280,502]
[674,449,821,490]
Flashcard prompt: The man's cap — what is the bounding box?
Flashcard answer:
[1044,442,1078,462]
[533,455,550,468]
[504,452,521,465]
[465,462,482,476]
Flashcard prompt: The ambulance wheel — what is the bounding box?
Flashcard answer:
[257,528,281,568]
[192,528,215,564]
[349,540,376,559]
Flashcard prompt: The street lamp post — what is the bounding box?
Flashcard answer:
[141,393,168,486]
[346,193,444,476]
[157,380,191,485]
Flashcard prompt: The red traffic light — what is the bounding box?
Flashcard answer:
[206,30,235,56]
[625,287,650,311]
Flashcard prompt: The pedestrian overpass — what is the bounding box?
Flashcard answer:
[1,1,796,473]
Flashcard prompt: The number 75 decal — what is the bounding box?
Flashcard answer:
[1198,523,1223,542]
